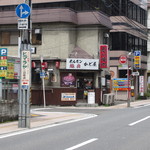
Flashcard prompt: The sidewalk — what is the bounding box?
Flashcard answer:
[0,109,95,136]
[0,99,150,136]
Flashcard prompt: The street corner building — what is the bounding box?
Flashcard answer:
[0,0,148,105]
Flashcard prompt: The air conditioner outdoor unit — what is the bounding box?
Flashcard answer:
[103,94,115,105]
[103,94,110,105]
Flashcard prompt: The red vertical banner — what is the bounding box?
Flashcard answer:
[100,45,108,68]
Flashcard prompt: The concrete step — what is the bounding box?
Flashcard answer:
[76,103,98,107]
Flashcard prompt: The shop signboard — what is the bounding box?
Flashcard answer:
[99,45,108,68]
[61,93,76,101]
[21,50,31,89]
[118,64,128,70]
[134,51,141,69]
[61,72,76,87]
[113,78,130,91]
[139,76,144,96]
[14,59,20,79]
[0,48,7,78]
[6,60,15,79]
[66,58,99,70]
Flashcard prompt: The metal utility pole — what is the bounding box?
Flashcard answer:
[18,0,32,128]
[127,52,132,107]
[40,56,46,108]
[127,59,130,107]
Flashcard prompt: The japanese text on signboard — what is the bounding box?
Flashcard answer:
[0,48,7,78]
[113,78,131,91]
[66,58,99,70]
[134,51,141,69]
[21,51,31,88]
[100,45,108,68]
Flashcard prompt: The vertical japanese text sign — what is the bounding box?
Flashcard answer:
[100,45,108,68]
[139,76,144,96]
[21,51,31,89]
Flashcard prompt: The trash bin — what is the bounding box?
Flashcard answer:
[88,92,95,104]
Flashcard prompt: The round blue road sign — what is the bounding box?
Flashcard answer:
[16,3,31,18]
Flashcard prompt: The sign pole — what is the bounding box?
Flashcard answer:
[41,56,46,108]
[127,54,130,107]
[18,0,32,128]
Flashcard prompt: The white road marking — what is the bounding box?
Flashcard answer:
[133,104,150,109]
[30,108,53,112]
[0,114,97,139]
[129,116,150,126]
[65,138,98,150]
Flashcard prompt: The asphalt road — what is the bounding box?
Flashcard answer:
[0,105,150,150]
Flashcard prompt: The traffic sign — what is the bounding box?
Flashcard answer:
[16,3,31,18]
[18,19,28,29]
[40,72,45,78]
[132,72,139,76]
[119,55,127,64]
[134,51,141,56]
[0,48,7,56]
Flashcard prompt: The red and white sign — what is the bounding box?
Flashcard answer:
[119,55,127,64]
[139,76,144,96]
[21,51,31,88]
[41,62,48,70]
[99,45,108,68]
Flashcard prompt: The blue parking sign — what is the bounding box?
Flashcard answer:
[0,48,7,56]
[134,51,141,56]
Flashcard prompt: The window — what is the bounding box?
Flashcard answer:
[0,31,18,45]
[121,0,127,16]
[32,33,42,45]
[133,5,137,20]
[32,68,41,84]
[119,70,127,78]
[111,32,127,51]
[111,0,119,16]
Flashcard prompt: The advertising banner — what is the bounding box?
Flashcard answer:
[139,76,144,96]
[21,51,31,89]
[61,93,76,101]
[113,78,130,91]
[0,48,7,78]
[134,51,141,69]
[6,62,14,79]
[99,45,108,68]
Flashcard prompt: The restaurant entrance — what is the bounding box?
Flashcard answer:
[76,72,94,103]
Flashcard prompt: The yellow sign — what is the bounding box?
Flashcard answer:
[6,62,14,79]
[0,59,7,66]
[0,70,7,77]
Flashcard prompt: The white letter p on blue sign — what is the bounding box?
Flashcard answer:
[0,48,7,56]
